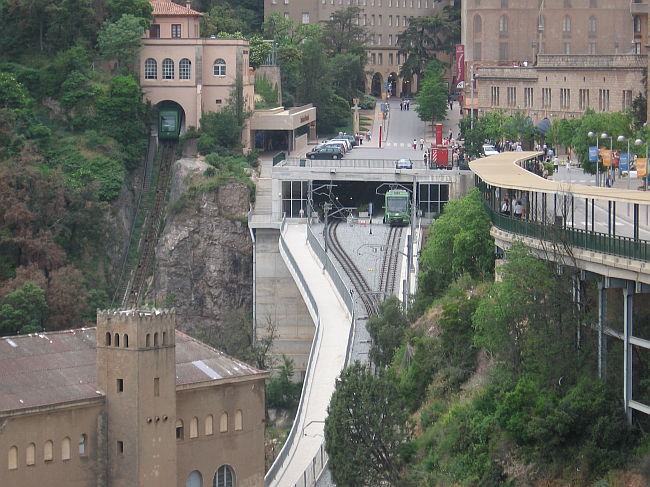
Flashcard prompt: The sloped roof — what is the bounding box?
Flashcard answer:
[150,0,203,16]
[0,328,265,414]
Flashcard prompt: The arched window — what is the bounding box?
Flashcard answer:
[8,446,17,470]
[538,15,545,32]
[61,437,71,461]
[214,465,235,487]
[154,332,159,346]
[234,410,242,431]
[79,434,87,456]
[162,331,167,345]
[44,440,53,462]
[635,16,642,33]
[162,58,174,79]
[205,414,214,435]
[187,470,203,487]
[114,333,119,347]
[144,58,157,79]
[26,443,35,466]
[179,58,192,79]
[499,15,508,33]
[146,333,151,347]
[213,59,226,77]
[588,15,596,34]
[105,332,111,346]
[563,15,571,33]
[124,334,129,348]
[219,412,228,432]
[176,419,184,440]
[190,417,199,438]
[473,15,481,34]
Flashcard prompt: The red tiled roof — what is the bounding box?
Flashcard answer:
[150,0,203,16]
[0,328,265,414]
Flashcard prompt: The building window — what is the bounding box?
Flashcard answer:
[154,377,160,397]
[588,15,596,36]
[403,16,407,26]
[377,34,382,45]
[635,16,642,33]
[474,15,481,34]
[501,0,507,7]
[562,15,571,33]
[117,378,124,392]
[150,24,160,38]
[623,90,633,110]
[163,331,167,345]
[633,42,641,54]
[524,87,533,108]
[302,12,309,24]
[187,470,203,487]
[146,333,151,347]
[190,417,199,438]
[162,59,174,80]
[506,87,516,107]
[172,24,181,38]
[498,42,508,61]
[154,332,159,346]
[179,59,191,80]
[389,34,392,45]
[114,333,119,347]
[389,53,393,64]
[542,88,552,108]
[61,437,71,461]
[8,446,17,470]
[220,413,228,432]
[396,53,400,64]
[560,88,570,109]
[214,465,235,487]
[117,441,124,455]
[491,86,500,106]
[363,14,367,25]
[79,434,87,456]
[388,15,392,26]
[563,43,571,54]
[378,53,383,64]
[538,15,544,32]
[284,12,289,19]
[378,15,382,25]
[26,443,35,466]
[589,0,596,7]
[371,14,375,25]
[499,15,508,34]
[564,0,570,6]
[579,89,590,109]
[214,59,226,77]
[371,53,376,64]
[205,415,214,435]
[176,420,185,440]
[235,410,243,431]
[105,332,112,346]
[395,15,399,26]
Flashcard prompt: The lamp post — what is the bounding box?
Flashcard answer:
[587,131,600,186]
[618,135,631,189]
[635,138,648,191]
[600,133,613,186]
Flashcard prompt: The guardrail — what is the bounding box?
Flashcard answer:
[487,205,650,262]
[278,158,432,171]
[293,444,328,487]
[273,151,287,166]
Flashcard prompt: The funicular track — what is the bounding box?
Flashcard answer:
[326,220,378,316]
[378,226,404,298]
[121,141,176,308]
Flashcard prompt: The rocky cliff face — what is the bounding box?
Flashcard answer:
[153,157,252,336]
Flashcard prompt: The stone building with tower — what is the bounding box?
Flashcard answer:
[0,309,267,487]
[459,0,648,124]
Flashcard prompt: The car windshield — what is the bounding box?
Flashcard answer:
[387,197,408,212]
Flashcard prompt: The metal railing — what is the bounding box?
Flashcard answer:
[277,158,432,171]
[293,444,328,487]
[487,205,650,262]
[273,151,287,166]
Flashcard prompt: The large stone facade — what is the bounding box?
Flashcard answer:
[0,310,267,487]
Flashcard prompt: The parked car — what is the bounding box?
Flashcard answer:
[330,137,353,150]
[335,134,358,147]
[395,158,413,169]
[320,140,348,153]
[307,146,344,159]
[482,144,499,156]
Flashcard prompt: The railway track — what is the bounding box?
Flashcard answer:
[326,220,378,316]
[122,141,176,308]
[378,226,404,299]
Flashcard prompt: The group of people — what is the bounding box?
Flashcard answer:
[400,98,411,111]
[501,195,526,218]
[350,130,371,145]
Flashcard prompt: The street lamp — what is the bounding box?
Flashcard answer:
[618,135,631,190]
[587,131,600,186]
[635,138,648,191]
[600,133,613,186]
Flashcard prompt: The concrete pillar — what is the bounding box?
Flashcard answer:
[623,281,634,425]
[598,278,607,380]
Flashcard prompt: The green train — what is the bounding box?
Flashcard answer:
[158,108,180,140]
[384,189,411,225]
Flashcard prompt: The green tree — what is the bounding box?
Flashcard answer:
[266,355,302,409]
[105,0,152,27]
[0,282,48,335]
[417,188,494,305]
[0,73,29,110]
[416,60,448,125]
[97,14,145,69]
[321,7,368,55]
[248,34,272,69]
[367,296,410,369]
[200,3,246,37]
[325,362,410,487]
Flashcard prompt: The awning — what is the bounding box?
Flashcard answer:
[535,118,551,135]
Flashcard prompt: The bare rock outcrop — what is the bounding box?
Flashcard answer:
[153,157,252,336]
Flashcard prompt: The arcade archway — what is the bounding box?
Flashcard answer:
[371,72,383,97]
[387,72,398,97]
[401,76,412,97]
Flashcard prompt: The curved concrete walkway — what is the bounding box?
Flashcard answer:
[268,222,352,487]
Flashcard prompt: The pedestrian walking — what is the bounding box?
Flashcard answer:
[413,138,417,150]
[419,138,424,150]
[400,100,403,110]
[367,130,371,142]
[423,151,428,167]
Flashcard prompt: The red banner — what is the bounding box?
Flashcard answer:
[435,123,443,145]
[455,45,465,89]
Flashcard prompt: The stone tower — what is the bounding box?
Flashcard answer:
[96,309,177,487]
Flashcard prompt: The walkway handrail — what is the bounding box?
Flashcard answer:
[266,219,321,486]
